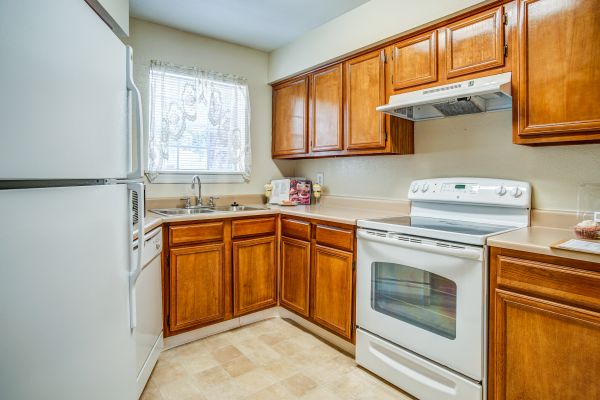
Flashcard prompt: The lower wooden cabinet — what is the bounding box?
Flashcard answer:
[233,235,278,317]
[164,216,356,341]
[312,245,354,340]
[280,236,311,317]
[489,247,600,400]
[168,243,230,332]
[279,217,356,342]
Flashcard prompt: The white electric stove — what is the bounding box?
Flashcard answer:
[355,177,531,400]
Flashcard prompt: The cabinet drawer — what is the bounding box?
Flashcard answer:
[169,222,224,246]
[232,217,276,238]
[282,218,311,241]
[496,255,600,311]
[315,225,354,252]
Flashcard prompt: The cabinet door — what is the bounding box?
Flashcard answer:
[516,0,600,143]
[345,50,387,150]
[444,6,505,79]
[491,290,600,400]
[312,245,353,339]
[272,77,309,156]
[310,64,344,152]
[233,236,277,316]
[169,243,228,332]
[280,237,311,317]
[391,31,438,90]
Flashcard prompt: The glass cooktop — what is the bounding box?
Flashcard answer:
[364,216,512,237]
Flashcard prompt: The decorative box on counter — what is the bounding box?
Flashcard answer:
[268,178,312,205]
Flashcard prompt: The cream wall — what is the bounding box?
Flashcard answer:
[268,0,485,81]
[126,18,293,199]
[294,112,600,210]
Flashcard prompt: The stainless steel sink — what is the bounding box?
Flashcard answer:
[213,205,267,212]
[150,208,218,216]
[150,204,267,216]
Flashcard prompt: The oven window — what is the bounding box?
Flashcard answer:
[371,262,457,339]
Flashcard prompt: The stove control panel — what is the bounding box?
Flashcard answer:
[408,178,531,207]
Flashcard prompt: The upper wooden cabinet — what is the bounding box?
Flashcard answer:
[310,64,344,152]
[272,76,309,156]
[271,52,413,159]
[390,31,438,91]
[514,0,600,144]
[272,0,600,149]
[345,49,387,151]
[443,6,505,79]
[388,5,509,96]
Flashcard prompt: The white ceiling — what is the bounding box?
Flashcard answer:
[129,0,371,52]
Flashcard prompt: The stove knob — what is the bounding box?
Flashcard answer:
[511,186,523,198]
[496,185,507,196]
[421,183,430,192]
[411,184,420,193]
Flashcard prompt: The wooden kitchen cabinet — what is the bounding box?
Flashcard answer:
[310,64,344,152]
[345,49,387,151]
[514,0,600,144]
[168,242,231,332]
[443,6,505,79]
[312,244,354,340]
[488,247,600,400]
[279,217,356,341]
[390,30,438,91]
[272,76,309,156]
[272,48,413,158]
[280,236,311,317]
[233,235,278,316]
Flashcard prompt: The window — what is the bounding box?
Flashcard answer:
[147,61,251,183]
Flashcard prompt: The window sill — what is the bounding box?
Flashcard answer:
[146,172,247,184]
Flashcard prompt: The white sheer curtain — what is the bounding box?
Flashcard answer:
[147,60,251,182]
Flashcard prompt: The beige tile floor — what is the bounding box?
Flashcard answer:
[141,318,414,400]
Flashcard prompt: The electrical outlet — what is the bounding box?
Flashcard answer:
[316,173,324,186]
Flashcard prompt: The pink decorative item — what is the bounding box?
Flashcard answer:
[289,178,312,205]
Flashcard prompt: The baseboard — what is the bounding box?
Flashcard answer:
[161,307,356,356]
[278,308,355,355]
[162,308,279,350]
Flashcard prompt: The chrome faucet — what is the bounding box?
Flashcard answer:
[191,175,202,207]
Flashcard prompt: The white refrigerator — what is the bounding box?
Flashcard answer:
[0,1,146,399]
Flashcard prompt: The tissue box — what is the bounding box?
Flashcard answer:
[289,178,312,205]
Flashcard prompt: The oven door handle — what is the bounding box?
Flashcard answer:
[357,230,482,260]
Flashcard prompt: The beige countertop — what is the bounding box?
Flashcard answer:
[135,198,599,265]
[134,202,407,240]
[487,226,600,264]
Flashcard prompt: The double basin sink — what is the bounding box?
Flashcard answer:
[151,205,267,217]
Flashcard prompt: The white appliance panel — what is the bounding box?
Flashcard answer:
[0,0,128,179]
[356,229,485,380]
[356,329,482,400]
[134,228,164,396]
[0,185,136,400]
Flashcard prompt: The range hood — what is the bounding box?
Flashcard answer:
[376,72,512,121]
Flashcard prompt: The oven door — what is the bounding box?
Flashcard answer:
[356,229,485,381]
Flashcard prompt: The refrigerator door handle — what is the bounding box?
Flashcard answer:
[126,46,144,180]
[128,181,145,330]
